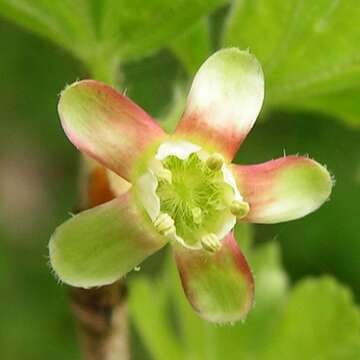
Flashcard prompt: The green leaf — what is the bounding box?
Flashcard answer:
[264,277,360,360]
[129,278,184,360]
[0,0,95,61]
[100,0,226,62]
[284,88,360,127]
[130,240,360,359]
[130,237,289,359]
[158,82,188,133]
[168,5,231,75]
[123,50,182,120]
[170,19,211,76]
[223,0,360,125]
[0,0,227,81]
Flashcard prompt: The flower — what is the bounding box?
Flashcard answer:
[49,48,333,323]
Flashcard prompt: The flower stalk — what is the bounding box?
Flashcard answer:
[69,281,128,360]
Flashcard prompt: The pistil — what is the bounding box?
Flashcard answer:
[191,207,203,224]
[157,168,172,184]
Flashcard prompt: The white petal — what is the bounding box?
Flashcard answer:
[155,140,201,160]
[222,165,243,201]
[136,171,160,221]
[216,212,237,240]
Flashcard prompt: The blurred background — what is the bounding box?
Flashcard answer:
[0,1,359,359]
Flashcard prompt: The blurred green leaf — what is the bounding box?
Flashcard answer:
[170,19,210,76]
[285,87,360,127]
[0,19,84,360]
[129,277,184,360]
[0,19,83,155]
[169,4,232,76]
[199,240,289,360]
[159,83,187,133]
[224,0,360,125]
[0,0,95,61]
[130,234,284,360]
[130,237,360,359]
[101,0,224,63]
[123,50,182,119]
[0,0,227,81]
[264,277,360,360]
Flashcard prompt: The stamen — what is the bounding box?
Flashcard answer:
[154,213,175,236]
[201,233,221,253]
[230,200,250,219]
[206,153,224,171]
[142,143,245,249]
[157,168,172,184]
[191,207,203,224]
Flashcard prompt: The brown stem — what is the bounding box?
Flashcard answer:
[69,282,129,360]
[69,161,129,360]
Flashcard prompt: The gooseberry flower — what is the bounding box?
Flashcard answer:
[49,48,332,323]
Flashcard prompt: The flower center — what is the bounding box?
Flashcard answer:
[135,141,249,251]
[157,152,230,246]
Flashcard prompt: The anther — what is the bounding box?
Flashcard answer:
[201,233,221,253]
[230,200,250,219]
[157,168,172,184]
[206,153,224,171]
[191,207,203,224]
[154,213,176,236]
